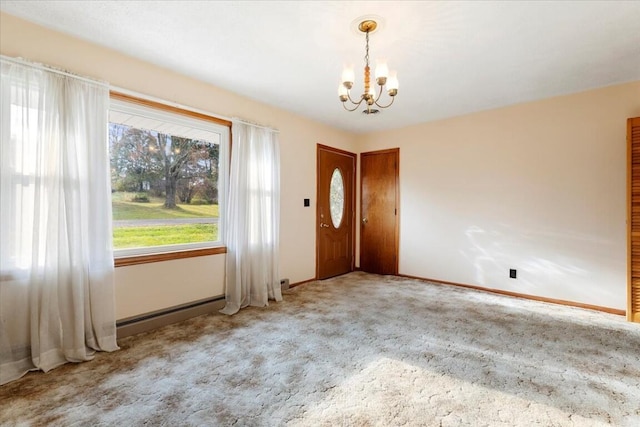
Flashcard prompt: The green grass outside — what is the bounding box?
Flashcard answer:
[111,192,219,249]
[112,192,218,220]
[113,224,219,249]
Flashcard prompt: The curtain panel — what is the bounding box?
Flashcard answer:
[0,57,119,385]
[221,120,282,315]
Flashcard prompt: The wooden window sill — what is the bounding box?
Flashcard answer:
[114,246,227,267]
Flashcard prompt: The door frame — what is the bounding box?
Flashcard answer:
[627,117,640,322]
[316,144,357,279]
[360,148,400,275]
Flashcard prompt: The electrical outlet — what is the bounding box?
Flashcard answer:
[509,269,517,279]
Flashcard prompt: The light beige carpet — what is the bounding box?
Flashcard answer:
[1,272,639,426]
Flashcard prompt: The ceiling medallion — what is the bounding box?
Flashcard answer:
[339,19,398,115]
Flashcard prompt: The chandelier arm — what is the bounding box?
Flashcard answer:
[374,95,396,109]
[346,91,363,106]
[374,83,385,103]
[342,101,364,112]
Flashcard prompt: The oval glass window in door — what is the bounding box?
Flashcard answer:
[330,168,345,228]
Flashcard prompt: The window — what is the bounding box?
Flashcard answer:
[109,94,230,261]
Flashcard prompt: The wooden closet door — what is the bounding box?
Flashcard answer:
[360,148,399,275]
[628,117,640,322]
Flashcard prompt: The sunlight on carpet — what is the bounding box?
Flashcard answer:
[296,357,608,426]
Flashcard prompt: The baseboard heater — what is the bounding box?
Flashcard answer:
[116,295,226,339]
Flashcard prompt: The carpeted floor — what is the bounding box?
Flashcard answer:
[1,272,639,426]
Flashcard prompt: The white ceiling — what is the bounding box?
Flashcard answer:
[2,1,640,134]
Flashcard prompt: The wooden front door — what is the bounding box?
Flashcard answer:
[360,148,399,275]
[316,144,356,279]
[628,117,640,323]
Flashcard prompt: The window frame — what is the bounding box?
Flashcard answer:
[109,92,231,266]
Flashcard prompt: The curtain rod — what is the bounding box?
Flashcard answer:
[0,55,109,88]
[111,85,279,134]
[232,118,280,134]
[1,56,280,134]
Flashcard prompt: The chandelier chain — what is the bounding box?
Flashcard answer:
[365,30,370,68]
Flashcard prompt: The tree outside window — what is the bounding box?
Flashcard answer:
[109,98,228,253]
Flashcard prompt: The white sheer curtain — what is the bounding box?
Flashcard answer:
[220,120,282,315]
[0,57,119,385]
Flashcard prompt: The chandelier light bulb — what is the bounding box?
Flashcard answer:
[342,66,355,86]
[376,61,389,85]
[387,70,399,96]
[387,71,398,88]
[338,84,349,102]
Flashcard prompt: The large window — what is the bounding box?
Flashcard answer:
[109,94,229,260]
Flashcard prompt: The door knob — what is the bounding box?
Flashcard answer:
[362,217,368,224]
[320,222,330,228]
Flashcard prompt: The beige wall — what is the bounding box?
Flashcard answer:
[358,82,640,310]
[3,11,638,316]
[0,12,357,320]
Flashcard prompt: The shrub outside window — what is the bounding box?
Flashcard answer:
[109,96,229,258]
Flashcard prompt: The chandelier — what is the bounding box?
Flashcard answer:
[338,19,399,114]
